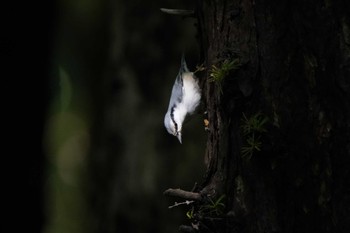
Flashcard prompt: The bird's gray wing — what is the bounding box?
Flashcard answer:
[169,73,183,107]
[167,55,189,109]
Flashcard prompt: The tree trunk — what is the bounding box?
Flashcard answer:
[171,0,350,232]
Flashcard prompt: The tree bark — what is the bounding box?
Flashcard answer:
[173,0,350,232]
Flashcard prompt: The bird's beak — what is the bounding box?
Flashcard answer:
[176,132,182,144]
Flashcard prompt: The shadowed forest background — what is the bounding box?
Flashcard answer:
[3,0,207,233]
[45,0,209,233]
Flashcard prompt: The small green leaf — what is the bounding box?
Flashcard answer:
[186,209,194,219]
[240,112,269,159]
[209,59,241,93]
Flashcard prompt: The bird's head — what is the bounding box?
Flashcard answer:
[164,111,183,143]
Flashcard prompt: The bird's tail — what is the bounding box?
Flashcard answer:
[180,53,189,73]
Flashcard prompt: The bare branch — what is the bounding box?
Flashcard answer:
[160,8,194,16]
[168,200,195,209]
[164,188,202,201]
[179,225,196,233]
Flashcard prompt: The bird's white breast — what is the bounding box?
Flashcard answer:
[182,72,201,114]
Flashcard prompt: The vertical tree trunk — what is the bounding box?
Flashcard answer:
[179,0,350,232]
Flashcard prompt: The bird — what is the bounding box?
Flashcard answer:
[164,55,201,143]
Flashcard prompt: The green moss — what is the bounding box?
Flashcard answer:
[199,194,226,217]
[209,59,241,93]
[240,112,269,159]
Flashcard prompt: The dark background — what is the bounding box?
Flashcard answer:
[2,0,207,233]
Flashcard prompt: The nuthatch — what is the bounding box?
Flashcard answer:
[164,55,201,143]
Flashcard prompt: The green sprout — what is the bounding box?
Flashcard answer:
[185,195,226,220]
[199,194,226,216]
[241,112,268,135]
[240,112,269,159]
[209,59,240,93]
[186,208,195,219]
[241,135,262,158]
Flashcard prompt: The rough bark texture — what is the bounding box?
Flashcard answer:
[182,0,350,232]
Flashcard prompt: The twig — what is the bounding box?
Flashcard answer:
[164,188,202,201]
[168,200,195,209]
[160,8,195,16]
[191,182,198,192]
[179,225,196,233]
